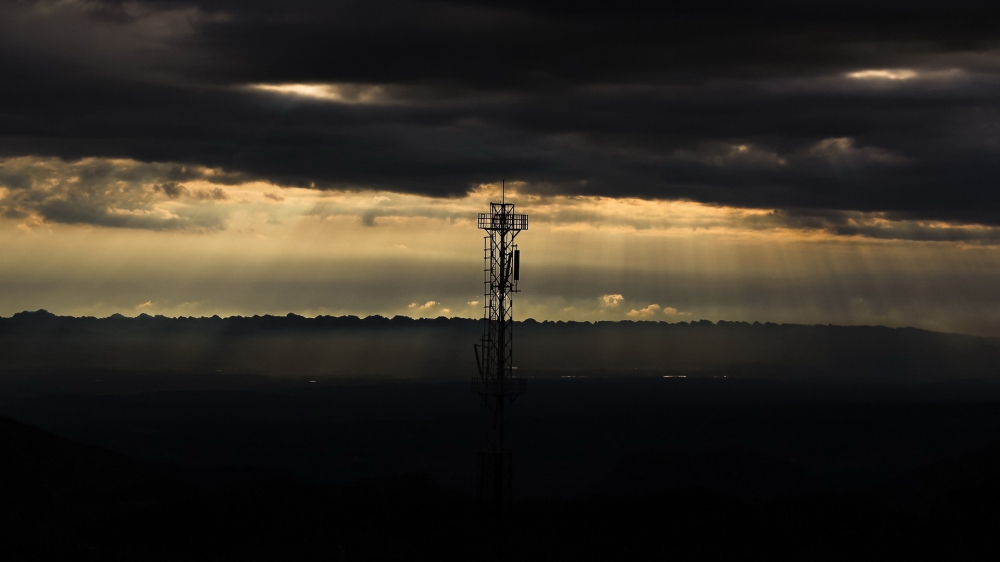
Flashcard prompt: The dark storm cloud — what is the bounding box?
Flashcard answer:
[0,157,228,230]
[762,208,1000,243]
[2,0,1000,228]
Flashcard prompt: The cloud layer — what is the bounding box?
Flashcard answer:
[6,155,1000,244]
[0,157,233,230]
[2,0,1000,227]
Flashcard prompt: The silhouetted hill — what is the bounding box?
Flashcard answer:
[2,310,999,381]
[5,414,1000,560]
[0,415,187,559]
[6,311,1000,558]
[892,443,1000,503]
[0,414,165,505]
[0,414,471,560]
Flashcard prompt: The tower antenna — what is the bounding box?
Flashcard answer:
[473,185,527,514]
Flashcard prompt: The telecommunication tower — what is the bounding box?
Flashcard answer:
[473,184,528,514]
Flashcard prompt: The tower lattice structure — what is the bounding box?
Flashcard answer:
[473,200,528,514]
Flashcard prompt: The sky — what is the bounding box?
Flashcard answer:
[2,0,1000,335]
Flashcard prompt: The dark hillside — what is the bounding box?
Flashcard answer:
[5,311,1000,558]
[4,415,1000,561]
[2,311,999,382]
[0,415,167,505]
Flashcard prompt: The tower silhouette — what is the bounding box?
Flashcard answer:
[473,186,528,514]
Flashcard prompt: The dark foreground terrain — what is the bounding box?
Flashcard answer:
[5,379,1000,560]
[4,313,1000,559]
[3,410,1000,561]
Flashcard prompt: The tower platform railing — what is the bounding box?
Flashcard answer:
[471,377,527,397]
[478,212,528,231]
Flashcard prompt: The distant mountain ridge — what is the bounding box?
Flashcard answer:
[2,310,998,380]
[1,308,983,334]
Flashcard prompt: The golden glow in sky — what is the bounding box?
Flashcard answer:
[3,156,1000,336]
[846,69,919,81]
[251,83,390,104]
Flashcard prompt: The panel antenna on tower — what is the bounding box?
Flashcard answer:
[472,183,528,514]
